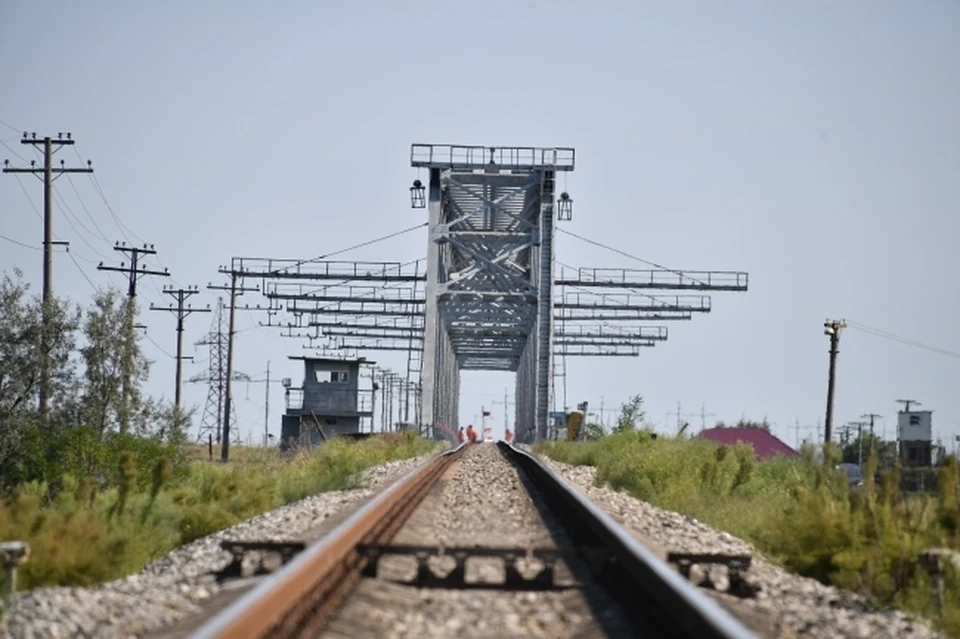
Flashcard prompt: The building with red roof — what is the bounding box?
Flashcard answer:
[697,427,798,460]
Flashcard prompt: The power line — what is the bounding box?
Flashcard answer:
[143,331,175,359]
[0,233,40,250]
[557,227,710,287]
[267,222,428,276]
[847,320,960,361]
[65,174,111,242]
[66,250,101,293]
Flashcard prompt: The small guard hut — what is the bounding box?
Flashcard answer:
[280,356,376,450]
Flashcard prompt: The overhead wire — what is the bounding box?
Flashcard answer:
[0,139,31,163]
[0,233,40,250]
[846,320,960,361]
[66,174,111,242]
[265,223,428,276]
[557,227,711,287]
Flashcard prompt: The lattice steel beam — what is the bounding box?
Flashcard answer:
[556,268,748,291]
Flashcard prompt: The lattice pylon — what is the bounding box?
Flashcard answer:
[189,297,250,444]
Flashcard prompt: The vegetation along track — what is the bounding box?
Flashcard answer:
[188,442,757,639]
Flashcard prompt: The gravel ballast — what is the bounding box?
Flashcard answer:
[322,442,633,639]
[533,451,944,639]
[0,454,433,639]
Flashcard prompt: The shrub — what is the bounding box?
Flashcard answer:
[0,433,440,593]
[537,435,960,636]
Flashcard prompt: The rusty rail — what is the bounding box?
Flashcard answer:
[500,442,756,639]
[190,443,466,639]
[191,441,756,638]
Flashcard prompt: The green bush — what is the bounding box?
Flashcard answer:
[536,435,960,636]
[0,433,440,593]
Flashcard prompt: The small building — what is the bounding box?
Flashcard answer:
[898,409,934,468]
[280,356,375,450]
[697,427,799,460]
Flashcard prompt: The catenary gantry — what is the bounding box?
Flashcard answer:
[219,143,749,442]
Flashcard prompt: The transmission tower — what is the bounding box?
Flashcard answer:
[189,298,250,444]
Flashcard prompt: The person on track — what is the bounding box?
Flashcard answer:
[466,425,477,443]
[457,427,465,444]
[504,428,513,443]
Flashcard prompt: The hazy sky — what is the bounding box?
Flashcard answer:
[2,1,957,446]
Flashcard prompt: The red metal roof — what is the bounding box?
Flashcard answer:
[697,427,798,459]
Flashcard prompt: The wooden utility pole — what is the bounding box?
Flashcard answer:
[896,399,921,413]
[208,268,259,462]
[264,361,270,447]
[149,286,210,414]
[98,242,169,432]
[3,132,93,415]
[823,319,847,445]
[97,242,169,297]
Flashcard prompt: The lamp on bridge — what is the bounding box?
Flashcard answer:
[557,191,573,221]
[410,179,426,209]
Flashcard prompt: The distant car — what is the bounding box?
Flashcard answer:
[836,463,863,487]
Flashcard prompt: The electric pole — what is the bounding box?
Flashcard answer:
[700,403,716,431]
[149,286,210,416]
[850,421,869,466]
[792,418,815,448]
[861,412,882,456]
[209,268,260,462]
[492,388,516,435]
[97,242,169,297]
[98,242,170,432]
[264,361,270,447]
[823,319,847,446]
[896,399,921,413]
[3,132,93,415]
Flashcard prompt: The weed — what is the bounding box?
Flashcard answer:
[536,435,960,635]
[0,434,440,593]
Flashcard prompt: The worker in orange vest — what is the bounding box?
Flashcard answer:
[456,427,465,444]
[466,425,477,443]
[505,428,513,443]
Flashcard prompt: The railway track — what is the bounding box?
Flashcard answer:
[185,442,757,639]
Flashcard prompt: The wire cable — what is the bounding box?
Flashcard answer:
[66,174,111,241]
[143,331,175,359]
[0,234,40,250]
[265,223,428,276]
[0,139,30,163]
[66,250,102,293]
[557,227,710,287]
[847,320,960,361]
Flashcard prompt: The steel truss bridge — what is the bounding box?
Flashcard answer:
[221,144,749,441]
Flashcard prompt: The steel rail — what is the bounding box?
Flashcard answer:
[190,443,466,639]
[499,442,757,639]
[190,440,757,638]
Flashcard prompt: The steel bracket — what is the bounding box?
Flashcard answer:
[357,543,610,590]
[666,552,759,598]
[216,540,307,582]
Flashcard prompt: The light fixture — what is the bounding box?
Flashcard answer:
[410,179,425,209]
[557,191,573,221]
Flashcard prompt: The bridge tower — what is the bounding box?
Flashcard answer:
[410,145,575,440]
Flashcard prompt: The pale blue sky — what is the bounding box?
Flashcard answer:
[1,1,958,446]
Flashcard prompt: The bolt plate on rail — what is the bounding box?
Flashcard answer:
[358,544,612,590]
[215,541,307,582]
[666,552,759,598]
